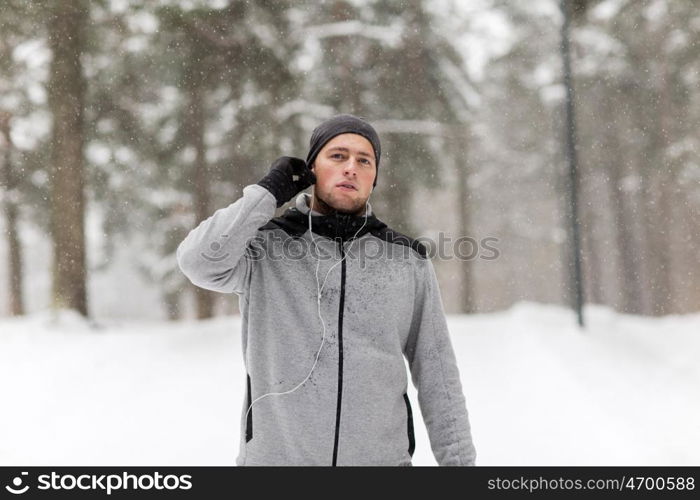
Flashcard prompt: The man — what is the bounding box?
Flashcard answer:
[176,114,477,466]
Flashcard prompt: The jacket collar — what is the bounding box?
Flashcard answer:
[259,193,427,257]
[276,193,384,241]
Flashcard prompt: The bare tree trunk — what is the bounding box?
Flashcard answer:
[452,129,476,313]
[652,51,676,314]
[646,174,674,315]
[622,17,676,317]
[163,290,181,321]
[560,0,585,326]
[0,112,24,316]
[574,83,606,308]
[185,50,215,320]
[600,91,644,314]
[638,51,673,316]
[609,164,644,314]
[47,0,88,317]
[579,197,604,305]
[377,148,414,234]
[678,190,700,312]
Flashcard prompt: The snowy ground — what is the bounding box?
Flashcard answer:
[0,301,698,466]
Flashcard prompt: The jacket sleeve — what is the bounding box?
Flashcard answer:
[176,184,277,294]
[404,257,477,466]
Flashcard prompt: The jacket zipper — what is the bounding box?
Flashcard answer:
[331,241,347,466]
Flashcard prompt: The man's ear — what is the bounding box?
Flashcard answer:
[308,162,317,184]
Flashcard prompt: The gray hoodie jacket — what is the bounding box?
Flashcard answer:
[176,184,476,466]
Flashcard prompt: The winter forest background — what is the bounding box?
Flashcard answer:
[1,0,699,320]
[1,0,699,466]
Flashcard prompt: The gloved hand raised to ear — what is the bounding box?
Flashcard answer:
[256,156,317,208]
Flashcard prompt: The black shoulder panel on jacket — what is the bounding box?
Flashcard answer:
[259,210,427,259]
[370,226,428,259]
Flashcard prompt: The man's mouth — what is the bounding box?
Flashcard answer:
[336,182,357,191]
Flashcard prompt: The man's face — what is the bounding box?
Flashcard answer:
[310,133,376,216]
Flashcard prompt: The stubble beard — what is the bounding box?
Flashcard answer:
[312,189,368,216]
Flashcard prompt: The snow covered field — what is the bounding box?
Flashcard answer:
[0,301,698,466]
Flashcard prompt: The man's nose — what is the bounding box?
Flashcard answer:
[343,158,360,174]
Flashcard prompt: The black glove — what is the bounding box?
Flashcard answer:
[257,156,316,208]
